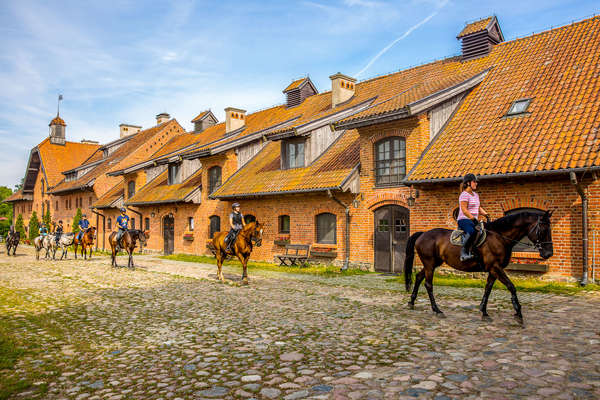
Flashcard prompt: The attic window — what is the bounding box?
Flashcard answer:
[507,99,531,116]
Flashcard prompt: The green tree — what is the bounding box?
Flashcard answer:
[72,208,82,233]
[14,178,23,192]
[15,214,25,241]
[28,211,40,241]
[43,208,52,228]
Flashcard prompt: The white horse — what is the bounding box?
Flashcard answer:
[48,233,75,260]
[34,235,53,260]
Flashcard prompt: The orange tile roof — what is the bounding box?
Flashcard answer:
[457,17,493,38]
[49,115,66,126]
[191,110,210,123]
[93,183,124,209]
[212,129,360,198]
[37,138,100,188]
[125,168,203,205]
[407,16,600,181]
[283,77,308,92]
[48,120,181,193]
[3,190,27,203]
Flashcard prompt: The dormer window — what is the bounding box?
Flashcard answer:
[507,99,531,116]
[65,172,77,182]
[168,163,180,185]
[282,139,305,169]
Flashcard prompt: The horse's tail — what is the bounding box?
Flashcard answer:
[404,232,424,292]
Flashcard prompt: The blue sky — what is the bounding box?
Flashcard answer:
[0,0,598,187]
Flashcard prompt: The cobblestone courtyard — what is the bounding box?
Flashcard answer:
[1,247,599,399]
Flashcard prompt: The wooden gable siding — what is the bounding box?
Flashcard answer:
[428,93,465,140]
[146,164,167,183]
[306,125,343,165]
[181,158,202,182]
[237,140,265,169]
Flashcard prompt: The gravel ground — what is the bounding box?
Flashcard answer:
[1,246,599,399]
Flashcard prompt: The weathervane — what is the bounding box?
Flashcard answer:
[57,94,63,116]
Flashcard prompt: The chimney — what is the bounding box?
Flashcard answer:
[329,73,356,108]
[49,114,67,145]
[156,112,170,125]
[224,107,246,134]
[119,123,142,138]
[457,16,504,61]
[191,110,218,133]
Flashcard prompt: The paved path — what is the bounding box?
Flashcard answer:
[1,247,599,399]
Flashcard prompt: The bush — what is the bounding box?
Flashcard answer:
[72,208,82,234]
[43,208,51,228]
[28,211,40,241]
[15,214,25,242]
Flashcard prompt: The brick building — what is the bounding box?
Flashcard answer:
[5,16,600,282]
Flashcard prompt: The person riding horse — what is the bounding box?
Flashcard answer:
[224,203,246,253]
[457,173,490,261]
[76,214,90,241]
[39,223,48,237]
[54,220,64,245]
[115,208,130,251]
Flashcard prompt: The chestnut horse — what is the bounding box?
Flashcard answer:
[73,227,96,260]
[108,230,148,269]
[212,221,264,284]
[404,211,553,324]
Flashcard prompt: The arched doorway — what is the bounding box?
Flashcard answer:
[163,215,174,255]
[374,205,409,273]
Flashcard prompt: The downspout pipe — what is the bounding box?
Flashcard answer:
[91,208,105,251]
[327,190,350,271]
[570,171,589,286]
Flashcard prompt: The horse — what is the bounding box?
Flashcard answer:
[73,227,97,260]
[404,211,553,325]
[5,230,19,256]
[108,229,148,269]
[34,235,51,260]
[48,233,75,260]
[212,221,264,284]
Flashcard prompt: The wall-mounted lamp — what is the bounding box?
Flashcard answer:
[407,186,418,207]
[151,212,155,218]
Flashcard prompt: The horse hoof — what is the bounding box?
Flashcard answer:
[514,315,524,325]
[435,312,446,318]
[481,314,493,322]
[408,303,414,310]
[242,279,249,285]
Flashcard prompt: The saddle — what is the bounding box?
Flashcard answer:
[450,225,487,247]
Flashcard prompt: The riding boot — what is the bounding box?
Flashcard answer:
[460,233,476,261]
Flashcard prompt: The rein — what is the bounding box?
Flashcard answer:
[484,216,552,250]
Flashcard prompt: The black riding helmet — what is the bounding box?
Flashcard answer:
[462,173,479,184]
[232,202,240,209]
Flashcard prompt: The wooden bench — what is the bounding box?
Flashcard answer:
[276,244,310,266]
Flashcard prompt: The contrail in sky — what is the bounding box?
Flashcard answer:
[355,1,449,77]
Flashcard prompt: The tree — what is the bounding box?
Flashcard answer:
[72,208,82,233]
[15,214,25,241]
[43,208,51,228]
[28,211,40,241]
[14,178,23,192]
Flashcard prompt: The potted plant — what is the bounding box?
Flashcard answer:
[274,235,290,246]
[183,232,194,241]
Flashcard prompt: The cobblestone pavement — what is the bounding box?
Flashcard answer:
[1,247,599,399]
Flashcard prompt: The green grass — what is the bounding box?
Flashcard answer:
[159,253,372,277]
[387,272,600,295]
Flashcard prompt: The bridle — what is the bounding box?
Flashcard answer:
[485,216,553,251]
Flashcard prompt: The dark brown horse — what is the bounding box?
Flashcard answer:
[5,230,19,256]
[73,227,96,260]
[404,211,553,324]
[108,230,148,269]
[212,221,264,284]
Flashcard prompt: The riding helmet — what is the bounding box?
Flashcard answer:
[82,214,87,218]
[462,173,479,184]
[120,207,126,213]
[232,202,240,209]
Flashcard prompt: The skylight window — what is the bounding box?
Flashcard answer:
[507,99,531,116]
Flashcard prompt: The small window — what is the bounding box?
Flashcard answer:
[128,181,136,198]
[188,217,194,231]
[55,201,58,210]
[168,163,180,185]
[107,217,112,230]
[89,196,92,205]
[507,99,531,116]
[375,137,406,186]
[283,139,305,169]
[144,217,150,231]
[278,215,290,233]
[209,215,220,238]
[131,218,135,230]
[208,166,222,193]
[316,213,336,244]
[504,207,545,252]
[41,180,44,195]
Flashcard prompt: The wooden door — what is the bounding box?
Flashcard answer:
[374,205,409,273]
[163,215,174,255]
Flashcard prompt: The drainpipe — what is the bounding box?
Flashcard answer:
[127,207,144,253]
[91,208,105,251]
[327,190,350,271]
[570,171,589,286]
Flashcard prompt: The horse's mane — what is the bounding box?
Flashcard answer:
[485,212,540,232]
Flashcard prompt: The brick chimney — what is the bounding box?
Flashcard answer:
[329,73,356,108]
[156,112,170,125]
[224,107,246,134]
[119,123,142,138]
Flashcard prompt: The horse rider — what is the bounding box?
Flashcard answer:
[457,173,489,261]
[54,220,64,245]
[77,214,90,241]
[39,223,49,237]
[115,207,130,250]
[224,203,246,252]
